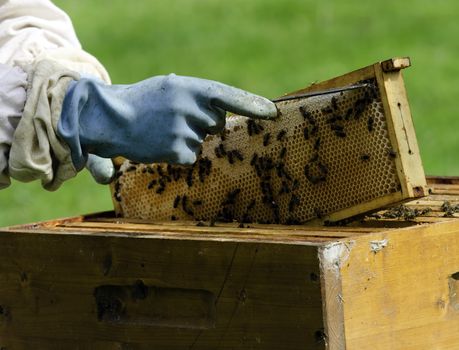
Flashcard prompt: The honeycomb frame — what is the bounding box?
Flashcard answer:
[110,57,427,225]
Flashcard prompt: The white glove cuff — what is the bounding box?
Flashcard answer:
[9,59,80,191]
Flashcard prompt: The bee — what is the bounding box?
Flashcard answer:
[254,163,262,177]
[247,119,254,136]
[182,195,194,216]
[218,143,227,156]
[331,96,338,110]
[292,179,300,191]
[277,130,287,141]
[311,125,319,136]
[318,162,328,175]
[279,181,290,195]
[114,181,121,193]
[215,146,222,158]
[238,222,245,228]
[141,167,147,174]
[299,106,316,124]
[264,157,275,170]
[303,127,309,140]
[282,166,293,181]
[279,147,287,159]
[182,195,188,209]
[156,166,164,177]
[147,179,157,189]
[263,133,271,147]
[198,158,211,182]
[309,153,319,162]
[286,217,301,225]
[220,207,234,222]
[171,215,178,221]
[304,164,316,184]
[322,106,333,115]
[367,116,374,132]
[331,124,344,132]
[345,107,353,120]
[205,158,212,175]
[250,153,259,166]
[193,199,203,206]
[172,168,182,181]
[126,165,137,172]
[314,207,323,219]
[196,221,205,227]
[304,163,326,184]
[156,186,165,194]
[326,115,337,124]
[314,137,321,151]
[354,98,366,119]
[232,150,244,161]
[146,167,155,174]
[275,162,284,178]
[227,151,234,164]
[114,192,122,202]
[173,195,181,208]
[225,188,241,205]
[186,168,193,187]
[335,130,346,138]
[272,202,281,224]
[360,154,370,161]
[288,195,300,212]
[388,149,397,158]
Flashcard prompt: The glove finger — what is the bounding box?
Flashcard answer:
[86,154,115,184]
[187,103,226,135]
[169,117,206,165]
[204,105,226,134]
[199,79,278,120]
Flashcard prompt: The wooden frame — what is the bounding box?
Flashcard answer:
[111,57,427,225]
[288,57,426,222]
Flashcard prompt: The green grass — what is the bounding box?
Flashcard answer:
[1,0,458,226]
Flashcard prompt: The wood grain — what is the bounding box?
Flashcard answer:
[0,231,325,349]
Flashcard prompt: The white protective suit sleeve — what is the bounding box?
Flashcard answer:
[0,0,111,190]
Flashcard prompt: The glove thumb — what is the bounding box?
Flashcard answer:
[86,154,115,184]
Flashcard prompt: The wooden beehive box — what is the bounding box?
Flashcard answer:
[1,176,459,349]
[112,57,427,225]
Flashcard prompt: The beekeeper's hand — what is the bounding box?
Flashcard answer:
[57,74,278,169]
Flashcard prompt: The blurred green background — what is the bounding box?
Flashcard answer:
[1,0,458,226]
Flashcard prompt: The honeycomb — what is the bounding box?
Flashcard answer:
[112,75,411,225]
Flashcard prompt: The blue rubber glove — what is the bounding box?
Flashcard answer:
[57,74,277,171]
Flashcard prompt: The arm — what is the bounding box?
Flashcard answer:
[0,0,112,189]
[1,0,277,191]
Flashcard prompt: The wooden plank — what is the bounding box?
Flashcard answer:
[85,217,387,233]
[380,57,411,72]
[374,61,426,198]
[318,241,353,350]
[0,231,326,350]
[427,176,459,185]
[339,220,459,349]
